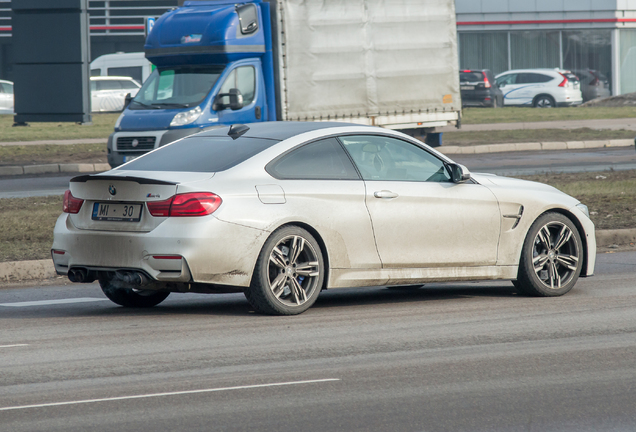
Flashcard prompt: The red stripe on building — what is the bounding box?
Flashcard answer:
[458,18,636,26]
[90,25,145,31]
[0,26,11,31]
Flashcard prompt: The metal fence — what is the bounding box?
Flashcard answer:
[0,0,178,37]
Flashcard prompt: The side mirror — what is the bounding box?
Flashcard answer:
[124,93,132,109]
[213,88,244,111]
[449,163,471,183]
[498,82,506,88]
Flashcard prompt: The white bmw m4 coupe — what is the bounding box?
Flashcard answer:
[52,122,596,315]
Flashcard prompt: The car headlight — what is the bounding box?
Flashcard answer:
[170,106,203,127]
[576,203,590,218]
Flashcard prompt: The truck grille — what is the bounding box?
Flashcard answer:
[116,136,156,151]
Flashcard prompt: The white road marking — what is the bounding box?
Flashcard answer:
[0,378,341,412]
[0,298,109,307]
[0,344,29,349]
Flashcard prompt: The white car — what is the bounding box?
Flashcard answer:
[495,69,583,108]
[0,79,13,114]
[91,76,141,112]
[52,122,596,315]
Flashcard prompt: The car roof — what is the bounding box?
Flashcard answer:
[195,121,373,141]
[0,79,12,84]
[496,69,561,76]
[90,76,136,81]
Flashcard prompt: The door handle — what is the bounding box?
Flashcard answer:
[374,190,398,199]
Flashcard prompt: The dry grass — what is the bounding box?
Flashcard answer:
[517,170,636,230]
[462,106,636,124]
[0,113,118,142]
[0,196,62,262]
[0,143,106,166]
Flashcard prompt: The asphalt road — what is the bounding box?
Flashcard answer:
[2,147,636,198]
[1,251,635,431]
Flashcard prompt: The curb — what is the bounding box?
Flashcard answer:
[438,139,634,155]
[1,229,635,284]
[0,163,111,176]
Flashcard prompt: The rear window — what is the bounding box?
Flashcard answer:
[121,136,279,172]
[460,72,484,82]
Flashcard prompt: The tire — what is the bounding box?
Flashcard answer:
[533,95,556,108]
[514,212,583,297]
[99,278,170,308]
[245,226,325,315]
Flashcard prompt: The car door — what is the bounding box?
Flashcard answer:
[339,134,501,268]
[215,64,264,123]
[495,73,519,106]
[0,83,10,112]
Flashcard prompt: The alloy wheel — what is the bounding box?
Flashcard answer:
[267,235,321,306]
[532,221,580,289]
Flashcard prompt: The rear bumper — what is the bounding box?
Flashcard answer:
[51,213,268,287]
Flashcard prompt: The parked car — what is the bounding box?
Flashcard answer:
[52,122,596,315]
[0,79,13,114]
[90,52,153,85]
[90,76,141,112]
[460,69,504,108]
[572,69,611,102]
[495,69,583,108]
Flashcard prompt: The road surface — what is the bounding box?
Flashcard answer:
[1,251,635,431]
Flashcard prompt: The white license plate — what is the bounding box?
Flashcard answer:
[461,86,475,90]
[124,155,138,162]
[92,202,143,222]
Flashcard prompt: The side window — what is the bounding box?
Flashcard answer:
[119,80,141,90]
[218,66,255,107]
[496,74,516,86]
[339,135,452,183]
[537,74,554,83]
[90,69,101,76]
[108,66,143,84]
[515,73,530,84]
[268,138,360,180]
[97,80,122,91]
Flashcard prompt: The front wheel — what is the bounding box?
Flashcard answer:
[99,278,170,308]
[245,226,324,315]
[514,213,583,297]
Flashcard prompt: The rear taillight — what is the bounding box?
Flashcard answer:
[482,71,491,88]
[147,192,222,217]
[63,190,84,214]
[558,74,568,87]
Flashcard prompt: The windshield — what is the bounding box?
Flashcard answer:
[130,66,223,109]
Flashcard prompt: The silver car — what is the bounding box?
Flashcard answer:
[52,122,596,315]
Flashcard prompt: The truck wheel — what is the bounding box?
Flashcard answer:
[99,278,170,307]
[514,213,583,297]
[245,226,324,315]
[533,95,556,108]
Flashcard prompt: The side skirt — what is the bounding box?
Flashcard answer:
[328,266,518,288]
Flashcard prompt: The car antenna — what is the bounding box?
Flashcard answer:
[228,124,250,140]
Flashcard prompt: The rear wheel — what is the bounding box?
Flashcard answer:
[99,278,170,308]
[533,95,556,108]
[514,213,583,297]
[245,226,324,315]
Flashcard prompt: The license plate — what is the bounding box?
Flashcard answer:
[92,202,143,222]
[124,155,138,162]
[461,86,475,90]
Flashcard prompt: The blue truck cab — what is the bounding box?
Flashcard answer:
[107,1,277,167]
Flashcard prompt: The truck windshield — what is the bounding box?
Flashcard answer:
[130,66,223,109]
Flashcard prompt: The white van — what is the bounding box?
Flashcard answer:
[90,52,153,85]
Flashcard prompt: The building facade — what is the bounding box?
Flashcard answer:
[456,0,636,95]
[2,1,636,96]
[0,0,177,82]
